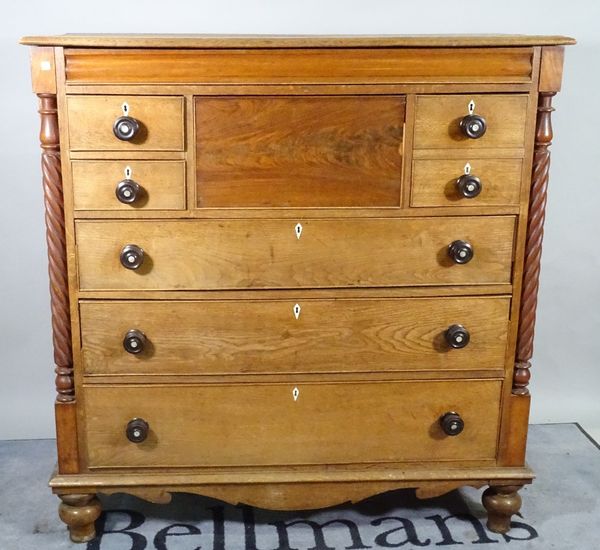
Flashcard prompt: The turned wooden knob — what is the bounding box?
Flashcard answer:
[456,174,482,198]
[126,418,149,443]
[460,113,487,139]
[115,179,141,204]
[448,240,474,264]
[445,324,470,349]
[440,412,464,436]
[120,244,144,270]
[113,116,140,141]
[123,329,147,354]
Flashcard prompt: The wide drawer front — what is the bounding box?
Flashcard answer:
[76,217,515,290]
[65,48,534,84]
[80,297,510,375]
[84,380,501,468]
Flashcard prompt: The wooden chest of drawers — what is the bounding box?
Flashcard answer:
[22,33,574,543]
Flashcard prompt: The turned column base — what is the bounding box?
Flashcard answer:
[482,485,523,534]
[58,494,102,543]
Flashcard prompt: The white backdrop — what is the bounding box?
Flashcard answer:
[1,0,598,440]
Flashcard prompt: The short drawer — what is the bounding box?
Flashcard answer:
[75,217,515,290]
[67,95,184,151]
[414,94,529,149]
[411,158,523,207]
[83,380,501,468]
[72,160,186,211]
[80,296,510,376]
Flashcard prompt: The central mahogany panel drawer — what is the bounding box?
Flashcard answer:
[80,296,510,376]
[75,217,515,290]
[83,380,501,468]
[195,95,404,207]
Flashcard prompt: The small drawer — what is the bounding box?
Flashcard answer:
[67,95,184,151]
[83,380,501,468]
[414,94,529,149]
[80,296,510,376]
[72,160,186,211]
[75,217,515,291]
[411,158,523,207]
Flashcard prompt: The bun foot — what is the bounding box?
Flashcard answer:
[58,494,102,543]
[482,485,523,534]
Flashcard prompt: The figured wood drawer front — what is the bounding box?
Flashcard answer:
[75,217,515,290]
[65,48,534,84]
[84,380,501,468]
[411,158,523,207]
[414,94,528,149]
[196,96,404,207]
[72,160,186,211]
[67,95,184,151]
[80,297,510,376]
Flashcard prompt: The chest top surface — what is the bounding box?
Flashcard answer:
[20,33,576,48]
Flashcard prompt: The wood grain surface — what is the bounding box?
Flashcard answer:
[411,158,523,207]
[21,34,576,48]
[414,94,529,149]
[67,95,184,151]
[196,96,404,207]
[79,296,510,375]
[83,379,501,468]
[60,47,536,85]
[72,160,185,211]
[75,217,516,290]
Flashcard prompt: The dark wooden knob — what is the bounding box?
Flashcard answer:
[460,114,487,139]
[113,116,140,141]
[448,240,474,264]
[456,174,482,198]
[120,244,144,270]
[126,418,149,443]
[440,412,464,436]
[445,324,470,349]
[123,329,146,354]
[116,179,141,204]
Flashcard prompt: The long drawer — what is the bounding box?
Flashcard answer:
[80,296,510,376]
[83,379,502,468]
[76,217,515,290]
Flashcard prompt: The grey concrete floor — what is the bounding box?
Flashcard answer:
[0,423,598,549]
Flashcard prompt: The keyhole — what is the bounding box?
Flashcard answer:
[464,162,471,175]
[295,223,303,239]
[122,102,130,116]
[468,100,475,115]
[293,304,301,320]
[125,166,132,179]
[292,387,300,401]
